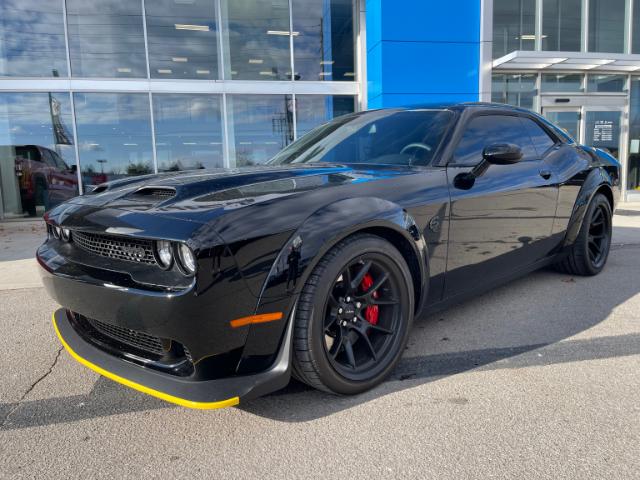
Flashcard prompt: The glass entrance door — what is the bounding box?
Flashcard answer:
[542,108,581,141]
[583,108,623,159]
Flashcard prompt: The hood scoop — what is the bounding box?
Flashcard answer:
[125,186,176,203]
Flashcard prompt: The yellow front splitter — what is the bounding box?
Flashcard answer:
[52,313,239,410]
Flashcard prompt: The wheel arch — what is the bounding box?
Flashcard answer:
[563,167,616,247]
[258,197,430,315]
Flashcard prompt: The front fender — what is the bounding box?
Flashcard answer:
[237,197,428,371]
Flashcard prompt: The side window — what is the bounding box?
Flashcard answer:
[452,114,537,166]
[520,117,557,156]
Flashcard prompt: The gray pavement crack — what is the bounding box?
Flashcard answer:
[1,346,63,428]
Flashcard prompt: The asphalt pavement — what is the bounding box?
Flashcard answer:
[1,208,639,479]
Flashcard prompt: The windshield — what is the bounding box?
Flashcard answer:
[268,109,454,166]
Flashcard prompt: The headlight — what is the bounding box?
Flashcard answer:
[154,240,173,269]
[61,228,71,242]
[53,226,61,239]
[176,243,196,275]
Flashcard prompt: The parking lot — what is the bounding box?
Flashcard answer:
[1,210,639,479]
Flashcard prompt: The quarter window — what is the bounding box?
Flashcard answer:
[452,115,537,166]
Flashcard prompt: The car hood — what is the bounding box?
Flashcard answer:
[61,163,417,222]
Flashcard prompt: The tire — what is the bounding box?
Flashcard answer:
[292,234,415,395]
[555,193,612,276]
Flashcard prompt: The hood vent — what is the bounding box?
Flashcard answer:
[126,186,176,202]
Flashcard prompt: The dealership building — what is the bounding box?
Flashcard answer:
[1,0,640,219]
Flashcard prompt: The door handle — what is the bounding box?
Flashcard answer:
[539,170,552,180]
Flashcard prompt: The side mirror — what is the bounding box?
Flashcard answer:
[482,143,523,165]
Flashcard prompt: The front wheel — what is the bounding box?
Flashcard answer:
[556,193,613,276]
[292,234,414,395]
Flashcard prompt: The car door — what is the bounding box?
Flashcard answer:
[443,111,559,299]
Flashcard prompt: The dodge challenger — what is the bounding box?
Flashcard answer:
[39,103,619,409]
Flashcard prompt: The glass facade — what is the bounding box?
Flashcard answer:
[0,0,359,218]
[67,0,147,78]
[493,0,536,59]
[588,0,625,53]
[491,74,537,109]
[0,92,78,217]
[542,0,582,52]
[145,0,219,80]
[493,0,640,200]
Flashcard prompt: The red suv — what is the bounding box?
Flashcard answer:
[13,145,78,216]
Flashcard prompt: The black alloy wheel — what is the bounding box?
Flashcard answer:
[555,193,612,276]
[292,234,414,395]
[323,257,403,381]
[586,202,611,269]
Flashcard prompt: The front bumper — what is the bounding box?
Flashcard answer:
[52,308,293,408]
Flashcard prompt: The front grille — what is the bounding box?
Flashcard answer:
[73,231,157,265]
[87,317,167,356]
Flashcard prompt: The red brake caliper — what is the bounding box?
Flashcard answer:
[360,273,379,325]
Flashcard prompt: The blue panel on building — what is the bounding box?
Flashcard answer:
[366,0,481,108]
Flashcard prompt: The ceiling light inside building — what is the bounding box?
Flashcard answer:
[196,69,210,74]
[267,30,299,36]
[320,61,335,65]
[117,67,132,73]
[158,69,172,74]
[175,24,210,31]
[172,57,188,62]
[248,59,264,64]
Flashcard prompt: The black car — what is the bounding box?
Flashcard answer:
[39,103,619,409]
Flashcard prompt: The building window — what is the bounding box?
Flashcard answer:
[541,74,583,92]
[491,74,537,110]
[295,95,356,137]
[74,93,153,191]
[588,0,626,53]
[493,0,536,59]
[633,0,640,53]
[542,0,582,52]
[227,95,294,166]
[221,0,292,80]
[153,94,224,171]
[67,0,147,78]
[145,0,219,80]
[0,0,68,77]
[629,78,640,191]
[587,74,626,93]
[0,93,78,218]
[292,0,355,81]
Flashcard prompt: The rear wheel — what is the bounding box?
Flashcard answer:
[292,234,414,394]
[556,193,612,276]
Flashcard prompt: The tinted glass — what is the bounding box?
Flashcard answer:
[0,0,68,77]
[0,92,78,218]
[270,110,453,166]
[67,0,146,78]
[589,0,625,53]
[452,115,537,166]
[228,95,294,166]
[634,1,640,53]
[541,74,583,92]
[74,93,153,191]
[145,0,218,79]
[292,0,355,81]
[587,74,626,93]
[542,0,582,52]
[222,0,291,80]
[585,111,621,159]
[521,117,556,155]
[295,95,356,137]
[491,74,537,109]
[493,0,536,58]
[544,111,580,140]
[153,94,224,171]
[629,78,640,190]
